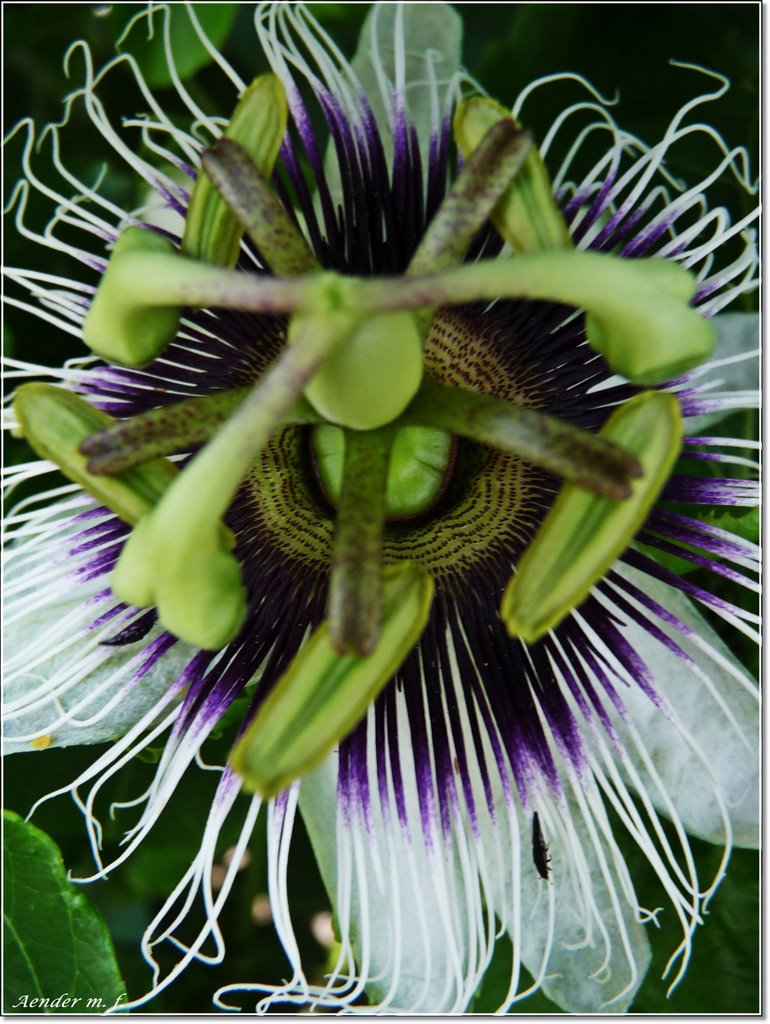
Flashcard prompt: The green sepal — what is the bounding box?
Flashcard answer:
[303,310,424,430]
[182,75,288,268]
[13,383,178,525]
[501,390,682,642]
[82,228,184,367]
[454,96,572,253]
[232,561,434,798]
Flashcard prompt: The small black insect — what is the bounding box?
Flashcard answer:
[100,611,156,647]
[531,811,551,880]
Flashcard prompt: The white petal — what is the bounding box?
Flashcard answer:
[300,653,653,1014]
[470,766,651,1013]
[683,311,759,431]
[3,502,194,752]
[602,566,759,848]
[298,700,492,1013]
[350,1,462,166]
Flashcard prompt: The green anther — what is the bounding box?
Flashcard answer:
[82,227,327,368]
[405,376,642,499]
[328,427,392,656]
[13,383,179,525]
[80,389,321,475]
[354,250,716,386]
[202,137,318,276]
[454,96,572,253]
[303,310,424,430]
[182,74,288,268]
[501,390,682,643]
[313,423,454,518]
[231,561,434,798]
[83,228,185,368]
[111,299,358,650]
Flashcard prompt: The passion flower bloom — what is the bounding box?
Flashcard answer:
[3,3,759,1014]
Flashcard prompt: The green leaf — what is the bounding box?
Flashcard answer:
[700,504,759,544]
[627,840,758,1013]
[502,391,682,642]
[3,811,125,1014]
[115,5,239,88]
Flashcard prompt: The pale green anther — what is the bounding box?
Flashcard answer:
[356,250,716,386]
[111,297,356,650]
[82,227,326,369]
[501,390,682,643]
[454,96,572,253]
[583,259,716,385]
[231,562,435,798]
[313,424,453,518]
[12,383,179,525]
[83,228,185,367]
[182,75,288,268]
[303,310,424,430]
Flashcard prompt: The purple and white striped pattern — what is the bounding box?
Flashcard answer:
[3,2,758,1015]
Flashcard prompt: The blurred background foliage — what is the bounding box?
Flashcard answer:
[3,2,759,1014]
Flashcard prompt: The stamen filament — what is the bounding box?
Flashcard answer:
[80,390,321,475]
[202,137,319,276]
[111,303,360,649]
[408,121,532,276]
[328,427,393,656]
[405,376,642,498]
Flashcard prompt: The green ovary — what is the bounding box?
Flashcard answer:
[313,423,454,520]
